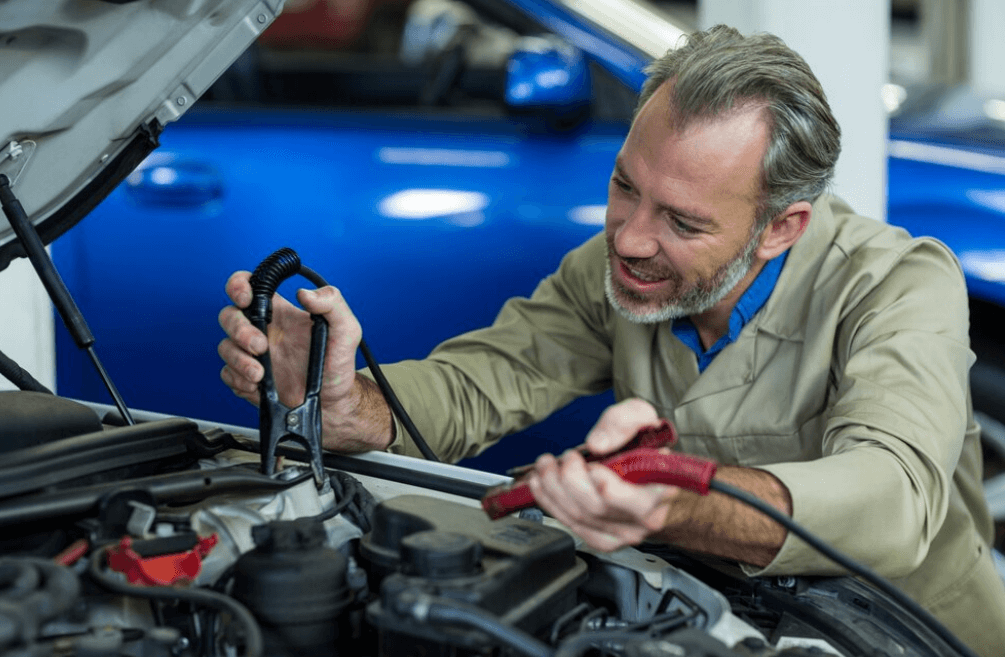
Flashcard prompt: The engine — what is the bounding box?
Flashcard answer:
[0,395,965,657]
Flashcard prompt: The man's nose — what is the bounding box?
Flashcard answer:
[612,204,661,260]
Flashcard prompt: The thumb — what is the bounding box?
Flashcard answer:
[296,286,363,345]
[297,287,336,315]
[585,398,660,454]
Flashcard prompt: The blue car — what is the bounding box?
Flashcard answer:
[52,0,1005,479]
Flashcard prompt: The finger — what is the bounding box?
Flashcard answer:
[526,454,571,520]
[297,287,363,386]
[533,465,633,552]
[589,465,674,535]
[532,451,607,531]
[585,398,661,455]
[220,365,261,405]
[571,526,632,552]
[218,306,269,355]
[217,338,264,384]
[554,450,607,516]
[532,453,674,551]
[226,271,302,334]
[225,271,253,308]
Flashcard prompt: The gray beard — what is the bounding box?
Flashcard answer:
[604,235,760,325]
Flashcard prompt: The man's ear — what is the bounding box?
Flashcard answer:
[756,201,812,260]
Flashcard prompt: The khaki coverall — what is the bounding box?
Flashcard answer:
[372,195,1005,655]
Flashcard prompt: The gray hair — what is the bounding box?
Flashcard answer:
[638,25,841,230]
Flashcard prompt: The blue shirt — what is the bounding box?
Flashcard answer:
[671,251,789,372]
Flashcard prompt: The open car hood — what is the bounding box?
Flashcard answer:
[0,0,284,272]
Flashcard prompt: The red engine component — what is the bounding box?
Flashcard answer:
[106,534,219,586]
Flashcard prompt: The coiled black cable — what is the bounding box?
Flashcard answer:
[709,479,979,657]
[246,247,301,328]
[244,249,439,461]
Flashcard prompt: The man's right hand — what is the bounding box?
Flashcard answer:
[217,271,394,453]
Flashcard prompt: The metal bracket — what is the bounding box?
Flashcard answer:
[0,139,36,187]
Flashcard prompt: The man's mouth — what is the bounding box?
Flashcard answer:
[626,266,663,282]
[619,261,669,287]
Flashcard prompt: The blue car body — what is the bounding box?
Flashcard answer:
[51,0,1005,473]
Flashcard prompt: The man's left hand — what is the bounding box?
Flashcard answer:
[526,448,678,551]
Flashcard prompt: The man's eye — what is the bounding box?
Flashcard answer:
[672,217,700,235]
[612,178,632,193]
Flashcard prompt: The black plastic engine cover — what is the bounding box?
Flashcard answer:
[361,495,587,655]
[0,391,102,450]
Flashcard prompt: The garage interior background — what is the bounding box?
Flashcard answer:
[2,0,1000,398]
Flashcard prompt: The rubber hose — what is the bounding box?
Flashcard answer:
[89,548,262,657]
[0,558,80,648]
[421,597,554,657]
[0,347,51,394]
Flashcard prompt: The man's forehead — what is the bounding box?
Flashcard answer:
[645,78,771,132]
[616,94,768,227]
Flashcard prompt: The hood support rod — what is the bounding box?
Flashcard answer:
[0,174,134,426]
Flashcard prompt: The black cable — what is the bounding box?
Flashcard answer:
[0,346,51,393]
[316,473,357,522]
[397,592,554,657]
[88,546,263,657]
[553,629,649,657]
[708,479,980,657]
[428,604,554,657]
[321,470,376,531]
[298,265,440,462]
[549,602,591,644]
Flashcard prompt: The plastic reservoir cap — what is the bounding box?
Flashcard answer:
[400,530,483,579]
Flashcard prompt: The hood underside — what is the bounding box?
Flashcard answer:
[0,0,284,271]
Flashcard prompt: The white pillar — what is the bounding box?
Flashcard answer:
[0,256,56,392]
[698,0,891,223]
[971,0,1005,95]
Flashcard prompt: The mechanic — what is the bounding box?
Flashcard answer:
[218,26,1005,655]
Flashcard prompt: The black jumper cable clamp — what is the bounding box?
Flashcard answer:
[244,247,328,488]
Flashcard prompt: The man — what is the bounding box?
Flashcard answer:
[218,26,1005,655]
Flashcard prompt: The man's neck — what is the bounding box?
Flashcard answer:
[689,259,767,350]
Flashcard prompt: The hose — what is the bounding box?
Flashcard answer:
[0,348,51,394]
[88,547,263,657]
[0,557,80,650]
[395,591,554,657]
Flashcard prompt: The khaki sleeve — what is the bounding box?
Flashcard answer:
[365,233,615,463]
[746,238,974,578]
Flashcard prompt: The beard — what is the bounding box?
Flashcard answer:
[604,231,761,325]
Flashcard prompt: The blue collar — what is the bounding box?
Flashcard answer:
[672,251,789,372]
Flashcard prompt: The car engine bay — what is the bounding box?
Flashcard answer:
[0,393,971,657]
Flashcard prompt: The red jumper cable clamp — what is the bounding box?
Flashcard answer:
[481,420,718,520]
